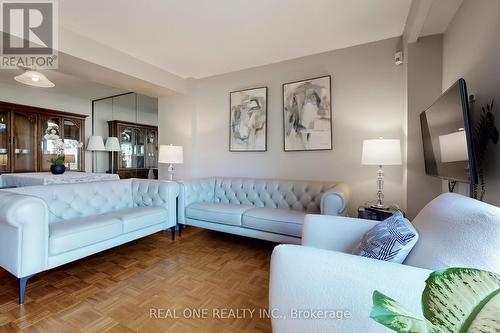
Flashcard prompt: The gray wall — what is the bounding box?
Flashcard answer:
[405,35,444,218]
[442,0,500,206]
[159,37,406,215]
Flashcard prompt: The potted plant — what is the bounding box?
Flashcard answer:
[370,267,500,332]
[44,132,82,175]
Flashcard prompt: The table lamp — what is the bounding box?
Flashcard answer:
[87,136,105,172]
[362,138,401,209]
[159,144,183,181]
[105,137,121,174]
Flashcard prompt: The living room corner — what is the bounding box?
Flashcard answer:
[1,1,499,332]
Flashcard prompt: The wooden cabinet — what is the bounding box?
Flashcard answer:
[0,101,87,174]
[108,120,158,179]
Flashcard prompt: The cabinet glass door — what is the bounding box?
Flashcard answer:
[0,111,9,172]
[120,126,133,169]
[13,112,37,172]
[63,119,82,171]
[40,116,61,171]
[145,129,157,168]
[133,128,145,169]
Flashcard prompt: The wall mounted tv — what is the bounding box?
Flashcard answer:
[420,78,478,184]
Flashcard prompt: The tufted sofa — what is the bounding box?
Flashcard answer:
[0,179,179,304]
[178,177,350,243]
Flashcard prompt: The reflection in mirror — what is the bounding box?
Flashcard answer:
[0,112,8,172]
[64,119,81,171]
[92,93,158,177]
[41,118,60,171]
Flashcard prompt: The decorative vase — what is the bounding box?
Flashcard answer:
[50,164,66,175]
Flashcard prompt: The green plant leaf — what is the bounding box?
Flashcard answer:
[50,155,65,165]
[370,290,431,333]
[422,268,500,333]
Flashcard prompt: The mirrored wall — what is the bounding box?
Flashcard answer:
[92,93,158,177]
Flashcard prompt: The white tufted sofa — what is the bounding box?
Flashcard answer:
[269,193,500,332]
[178,177,350,243]
[0,179,179,304]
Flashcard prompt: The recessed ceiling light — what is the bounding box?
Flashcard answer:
[14,70,55,88]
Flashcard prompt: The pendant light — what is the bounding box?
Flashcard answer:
[14,70,55,88]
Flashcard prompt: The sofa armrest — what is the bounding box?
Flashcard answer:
[302,214,378,252]
[132,179,180,228]
[0,191,49,278]
[178,178,216,224]
[269,245,431,333]
[321,183,351,216]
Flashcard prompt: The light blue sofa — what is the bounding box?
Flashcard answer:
[178,177,350,244]
[0,179,179,304]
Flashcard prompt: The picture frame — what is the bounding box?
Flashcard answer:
[229,86,268,152]
[282,75,332,151]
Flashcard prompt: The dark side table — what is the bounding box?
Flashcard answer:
[358,205,405,221]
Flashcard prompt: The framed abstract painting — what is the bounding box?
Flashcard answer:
[282,75,332,151]
[229,86,267,152]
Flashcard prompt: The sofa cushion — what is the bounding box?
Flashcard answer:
[110,206,168,233]
[185,203,251,226]
[351,211,418,263]
[49,215,123,255]
[242,208,305,237]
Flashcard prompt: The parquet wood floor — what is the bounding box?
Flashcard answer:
[0,227,275,332]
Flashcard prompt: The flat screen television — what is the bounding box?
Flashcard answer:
[420,78,478,184]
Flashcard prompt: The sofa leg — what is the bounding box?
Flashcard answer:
[170,226,176,241]
[19,275,33,305]
[178,224,183,237]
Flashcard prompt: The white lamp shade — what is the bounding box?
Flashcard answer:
[14,70,55,88]
[159,145,183,164]
[439,130,468,162]
[362,139,402,165]
[105,137,121,152]
[87,136,105,151]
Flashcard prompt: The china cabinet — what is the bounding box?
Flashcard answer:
[0,101,87,174]
[108,120,158,178]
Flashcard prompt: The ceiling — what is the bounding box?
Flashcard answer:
[420,0,463,36]
[60,0,413,79]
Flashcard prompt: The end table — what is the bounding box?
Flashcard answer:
[358,205,404,221]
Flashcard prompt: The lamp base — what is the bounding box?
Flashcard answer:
[370,203,390,210]
[167,164,174,181]
[372,165,387,210]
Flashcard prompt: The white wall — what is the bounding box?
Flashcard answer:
[442,0,500,206]
[405,35,444,218]
[158,80,195,180]
[159,38,405,215]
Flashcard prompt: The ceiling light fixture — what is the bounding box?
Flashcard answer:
[14,70,55,88]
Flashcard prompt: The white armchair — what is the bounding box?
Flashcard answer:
[269,245,430,333]
[269,193,500,333]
